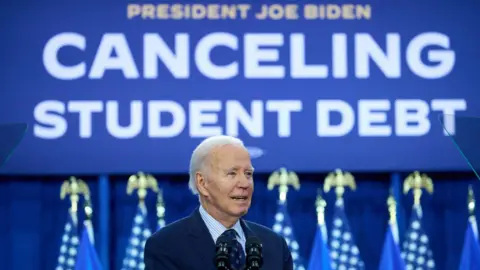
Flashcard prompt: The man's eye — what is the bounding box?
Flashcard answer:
[228,172,237,176]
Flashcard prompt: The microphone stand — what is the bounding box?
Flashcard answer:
[245,262,261,270]
[245,237,263,270]
[215,236,233,270]
[245,265,260,270]
[214,248,232,270]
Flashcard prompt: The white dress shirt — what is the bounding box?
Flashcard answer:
[199,204,246,253]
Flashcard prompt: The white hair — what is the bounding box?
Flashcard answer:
[188,135,245,195]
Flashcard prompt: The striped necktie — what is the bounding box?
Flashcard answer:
[222,229,245,270]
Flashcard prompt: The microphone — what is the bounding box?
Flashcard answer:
[214,235,232,270]
[245,236,263,270]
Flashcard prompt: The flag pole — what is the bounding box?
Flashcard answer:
[467,185,478,237]
[378,188,406,270]
[391,173,405,243]
[98,175,110,270]
[315,189,328,242]
[387,189,399,243]
[306,189,332,270]
[468,185,475,217]
[387,190,397,226]
[82,186,94,244]
[315,189,326,226]
[156,189,166,230]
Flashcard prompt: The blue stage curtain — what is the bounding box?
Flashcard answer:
[1,173,479,270]
[0,176,99,270]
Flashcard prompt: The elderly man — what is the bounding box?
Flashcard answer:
[144,135,293,270]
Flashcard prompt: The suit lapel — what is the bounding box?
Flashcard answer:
[187,207,217,269]
[240,218,256,239]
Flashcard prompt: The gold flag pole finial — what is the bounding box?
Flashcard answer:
[315,188,327,225]
[157,189,165,220]
[468,185,475,217]
[323,169,356,199]
[403,171,434,206]
[60,176,90,215]
[387,188,397,225]
[267,167,300,203]
[127,171,159,204]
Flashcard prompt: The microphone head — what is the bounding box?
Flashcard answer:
[216,235,230,245]
[214,235,231,269]
[246,236,263,268]
[246,236,262,248]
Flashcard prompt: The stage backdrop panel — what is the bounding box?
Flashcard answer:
[1,1,480,175]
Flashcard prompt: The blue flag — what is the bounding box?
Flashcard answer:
[307,224,332,270]
[273,200,306,270]
[379,224,406,270]
[329,199,365,270]
[458,217,480,270]
[121,204,152,270]
[56,212,80,270]
[401,205,435,270]
[75,224,103,270]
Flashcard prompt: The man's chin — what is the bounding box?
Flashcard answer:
[232,204,250,217]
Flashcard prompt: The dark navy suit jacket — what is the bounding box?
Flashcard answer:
[144,207,293,270]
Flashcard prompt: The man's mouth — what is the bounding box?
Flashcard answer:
[231,196,248,201]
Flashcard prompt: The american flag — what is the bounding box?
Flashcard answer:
[329,199,365,270]
[401,205,435,270]
[55,212,80,270]
[121,204,152,270]
[272,201,306,270]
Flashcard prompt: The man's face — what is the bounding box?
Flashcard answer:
[199,144,254,219]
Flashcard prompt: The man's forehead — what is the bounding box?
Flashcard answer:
[208,148,252,167]
[212,157,253,170]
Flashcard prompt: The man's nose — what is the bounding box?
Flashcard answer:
[237,174,251,188]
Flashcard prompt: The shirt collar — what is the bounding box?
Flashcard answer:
[199,204,245,243]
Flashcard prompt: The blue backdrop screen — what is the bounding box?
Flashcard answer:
[1,1,479,174]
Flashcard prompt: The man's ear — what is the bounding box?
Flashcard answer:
[196,172,209,197]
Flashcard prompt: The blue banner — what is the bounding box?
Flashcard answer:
[1,1,479,174]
